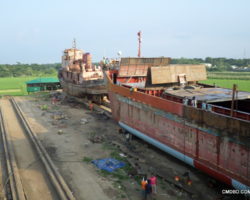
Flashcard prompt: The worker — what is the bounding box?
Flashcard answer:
[51,97,56,105]
[183,96,188,105]
[125,132,131,143]
[150,174,157,194]
[89,102,94,111]
[145,179,152,199]
[202,101,207,110]
[207,104,212,111]
[191,96,197,108]
[141,177,147,199]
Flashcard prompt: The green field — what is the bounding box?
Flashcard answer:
[207,72,250,80]
[0,76,56,96]
[0,74,249,96]
[200,79,250,92]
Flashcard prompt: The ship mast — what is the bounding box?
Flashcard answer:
[137,31,142,57]
[73,38,76,61]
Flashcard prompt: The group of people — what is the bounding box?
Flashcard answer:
[141,175,157,200]
[183,96,197,107]
[183,96,210,110]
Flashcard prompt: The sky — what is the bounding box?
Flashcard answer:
[0,0,249,64]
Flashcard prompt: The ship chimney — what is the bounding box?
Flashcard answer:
[83,53,92,71]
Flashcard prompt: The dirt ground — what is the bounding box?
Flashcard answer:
[14,93,238,200]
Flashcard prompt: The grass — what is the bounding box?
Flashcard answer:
[39,104,49,111]
[203,72,250,92]
[0,77,35,96]
[97,164,129,181]
[207,72,250,80]
[200,79,250,92]
[0,76,56,96]
[83,156,93,163]
[102,142,116,151]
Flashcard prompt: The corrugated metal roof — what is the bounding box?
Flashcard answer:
[26,77,59,84]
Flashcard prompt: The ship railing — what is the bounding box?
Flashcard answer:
[210,104,250,121]
[161,93,250,121]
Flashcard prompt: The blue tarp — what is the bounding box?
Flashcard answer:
[92,158,125,172]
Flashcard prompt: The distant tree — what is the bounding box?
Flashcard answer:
[172,57,250,72]
[0,63,61,77]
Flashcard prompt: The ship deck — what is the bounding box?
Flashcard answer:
[163,87,250,103]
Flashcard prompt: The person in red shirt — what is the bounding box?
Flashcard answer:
[150,175,157,194]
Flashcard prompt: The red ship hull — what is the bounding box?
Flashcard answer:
[106,71,250,192]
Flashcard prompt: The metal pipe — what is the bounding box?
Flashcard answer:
[230,84,237,117]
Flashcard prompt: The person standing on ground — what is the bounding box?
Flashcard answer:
[145,179,152,200]
[141,177,147,200]
[51,96,56,105]
[150,175,157,194]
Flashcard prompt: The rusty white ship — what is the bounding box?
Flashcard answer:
[58,44,107,103]
[106,57,250,192]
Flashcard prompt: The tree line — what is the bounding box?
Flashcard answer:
[0,57,249,77]
[171,57,250,71]
[0,63,61,77]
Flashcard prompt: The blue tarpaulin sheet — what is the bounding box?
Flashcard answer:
[92,158,125,172]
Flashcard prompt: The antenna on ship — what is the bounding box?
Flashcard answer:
[73,38,76,49]
[73,38,76,61]
[137,31,142,57]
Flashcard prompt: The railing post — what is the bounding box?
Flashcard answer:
[230,84,237,117]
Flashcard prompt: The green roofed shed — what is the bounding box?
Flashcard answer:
[26,77,61,93]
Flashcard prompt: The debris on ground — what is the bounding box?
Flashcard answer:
[119,153,127,158]
[41,112,46,116]
[51,113,68,120]
[49,91,66,103]
[90,112,109,120]
[80,118,88,125]
[89,135,104,143]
